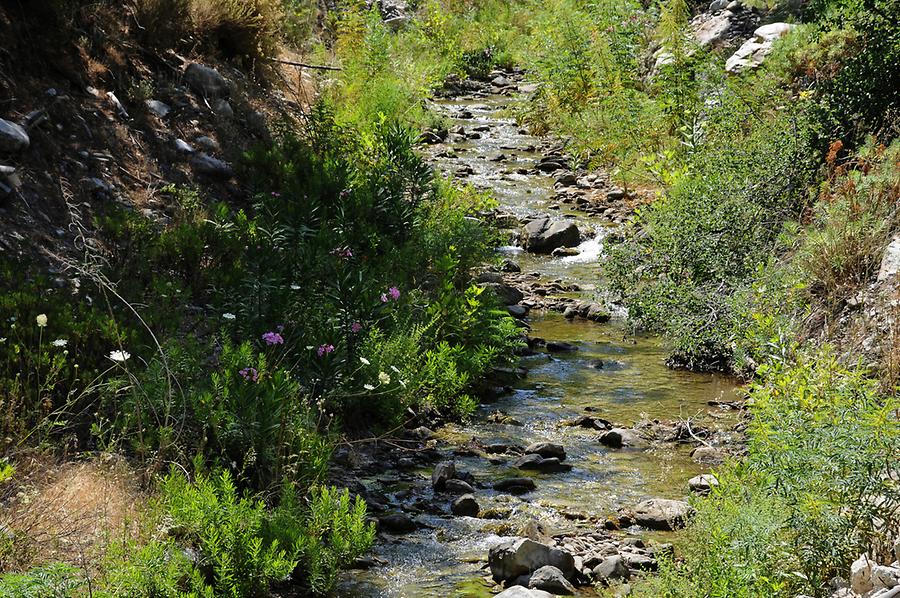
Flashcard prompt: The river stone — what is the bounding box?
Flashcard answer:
[451,494,480,517]
[0,119,29,153]
[632,498,694,531]
[529,565,575,595]
[494,477,537,494]
[378,513,417,534]
[592,555,630,583]
[524,442,566,461]
[432,461,456,490]
[482,282,524,305]
[191,153,234,179]
[184,63,229,97]
[622,551,657,571]
[872,565,900,590]
[691,445,725,464]
[146,99,171,118]
[688,473,719,494]
[507,304,529,318]
[495,587,554,598]
[546,341,578,352]
[851,554,874,595]
[599,428,643,448]
[444,478,475,494]
[488,538,576,583]
[522,218,580,253]
[513,454,571,473]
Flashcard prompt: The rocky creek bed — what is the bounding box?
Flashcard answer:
[335,71,746,597]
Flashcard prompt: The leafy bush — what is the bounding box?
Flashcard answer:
[159,467,297,596]
[267,485,375,594]
[636,348,900,597]
[0,564,85,598]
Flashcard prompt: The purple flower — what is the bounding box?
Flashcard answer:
[388,286,400,300]
[380,293,388,303]
[331,246,353,259]
[239,367,259,382]
[339,189,350,199]
[271,191,281,197]
[317,343,335,357]
[262,331,284,346]
[350,321,362,333]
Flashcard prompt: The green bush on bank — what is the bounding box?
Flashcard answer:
[636,347,900,598]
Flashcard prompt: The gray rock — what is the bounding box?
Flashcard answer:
[709,0,728,9]
[476,271,504,284]
[599,428,644,448]
[194,136,220,153]
[488,537,576,583]
[191,153,234,179]
[500,259,521,273]
[688,473,719,494]
[522,218,580,253]
[514,454,571,473]
[378,513,417,534]
[529,565,575,595]
[444,478,475,494]
[622,551,657,571]
[693,13,732,47]
[507,305,529,319]
[184,63,229,98]
[213,98,234,118]
[451,494,480,517]
[878,236,900,282]
[691,445,725,464]
[482,282,524,305]
[726,23,797,73]
[546,341,578,353]
[494,477,537,494]
[495,586,554,598]
[524,442,566,461]
[593,555,630,583]
[146,99,171,118]
[0,119,29,153]
[174,138,195,154]
[432,461,456,490]
[632,498,694,531]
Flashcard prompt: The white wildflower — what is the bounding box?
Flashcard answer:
[51,339,68,348]
[290,284,301,290]
[108,350,131,362]
[378,371,391,385]
[359,357,371,366]
[35,314,48,328]
[389,365,400,374]
[363,384,375,391]
[222,312,236,320]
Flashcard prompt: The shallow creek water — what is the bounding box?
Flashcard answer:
[339,92,741,597]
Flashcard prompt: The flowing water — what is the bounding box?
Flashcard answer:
[339,90,741,597]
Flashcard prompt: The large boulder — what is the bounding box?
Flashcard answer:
[489,538,576,583]
[599,428,645,449]
[726,23,797,73]
[184,63,230,98]
[522,218,580,253]
[632,498,694,531]
[693,13,732,47]
[0,118,29,153]
[481,282,525,305]
[529,565,576,595]
[494,477,537,494]
[878,236,900,282]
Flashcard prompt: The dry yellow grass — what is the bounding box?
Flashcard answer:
[1,456,145,573]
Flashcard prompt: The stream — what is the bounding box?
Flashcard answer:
[338,77,742,597]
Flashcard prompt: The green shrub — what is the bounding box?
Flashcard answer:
[0,564,85,598]
[636,348,900,597]
[267,485,375,594]
[159,467,297,596]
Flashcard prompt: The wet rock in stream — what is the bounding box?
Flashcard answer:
[493,477,537,494]
[450,494,480,517]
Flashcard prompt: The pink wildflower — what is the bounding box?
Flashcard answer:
[388,286,400,300]
[317,343,335,357]
[350,321,363,333]
[239,367,259,382]
[262,331,284,345]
